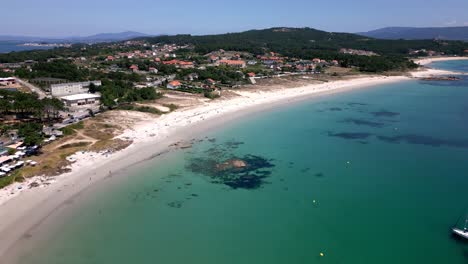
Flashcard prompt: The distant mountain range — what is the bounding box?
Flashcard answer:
[0,31,150,43]
[358,26,468,41]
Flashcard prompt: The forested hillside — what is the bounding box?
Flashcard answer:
[140,27,468,56]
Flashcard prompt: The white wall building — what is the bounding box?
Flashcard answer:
[0,77,16,86]
[50,81,102,97]
[61,93,101,110]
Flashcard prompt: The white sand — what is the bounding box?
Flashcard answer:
[0,61,464,259]
[413,56,468,66]
[410,67,468,78]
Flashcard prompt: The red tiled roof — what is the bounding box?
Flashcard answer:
[169,80,181,86]
[178,61,193,66]
[161,60,193,66]
[260,56,283,61]
[219,60,246,65]
[162,59,178,65]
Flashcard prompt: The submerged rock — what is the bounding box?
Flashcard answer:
[216,159,248,171]
[187,154,275,190]
[167,201,183,208]
[420,76,461,81]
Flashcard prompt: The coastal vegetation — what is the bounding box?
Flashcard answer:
[15,60,89,81]
[116,104,165,114]
[204,91,220,99]
[17,112,134,179]
[0,90,64,145]
[0,90,64,119]
[95,82,162,107]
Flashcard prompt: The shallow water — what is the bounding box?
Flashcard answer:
[429,59,468,73]
[14,64,468,264]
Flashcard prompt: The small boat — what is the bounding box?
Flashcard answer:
[452,228,468,239]
[452,219,468,239]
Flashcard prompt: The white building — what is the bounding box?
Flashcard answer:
[61,93,101,110]
[51,83,87,97]
[50,81,102,97]
[0,77,16,86]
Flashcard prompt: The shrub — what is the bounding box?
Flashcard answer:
[204,91,220,99]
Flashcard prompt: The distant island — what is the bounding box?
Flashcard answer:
[20,43,72,48]
[0,31,151,44]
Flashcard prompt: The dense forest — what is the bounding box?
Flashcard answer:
[15,60,90,81]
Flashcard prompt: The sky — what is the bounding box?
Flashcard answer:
[2,0,468,37]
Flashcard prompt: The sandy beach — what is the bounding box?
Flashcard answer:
[0,61,465,259]
[413,56,468,66]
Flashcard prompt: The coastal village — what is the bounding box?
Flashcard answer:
[0,40,348,183]
[0,32,468,193]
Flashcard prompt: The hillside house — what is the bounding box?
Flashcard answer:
[209,56,219,63]
[130,65,139,72]
[218,60,246,68]
[162,60,194,69]
[206,78,216,85]
[178,61,194,69]
[167,80,182,89]
[0,77,16,87]
[184,73,199,81]
[162,59,178,65]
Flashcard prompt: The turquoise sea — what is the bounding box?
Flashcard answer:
[14,61,468,263]
[429,59,468,73]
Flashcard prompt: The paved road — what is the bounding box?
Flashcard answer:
[15,78,48,99]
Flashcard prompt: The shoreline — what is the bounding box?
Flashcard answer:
[0,61,465,260]
[413,56,468,66]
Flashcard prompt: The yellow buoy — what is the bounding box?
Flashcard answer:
[320,252,324,257]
